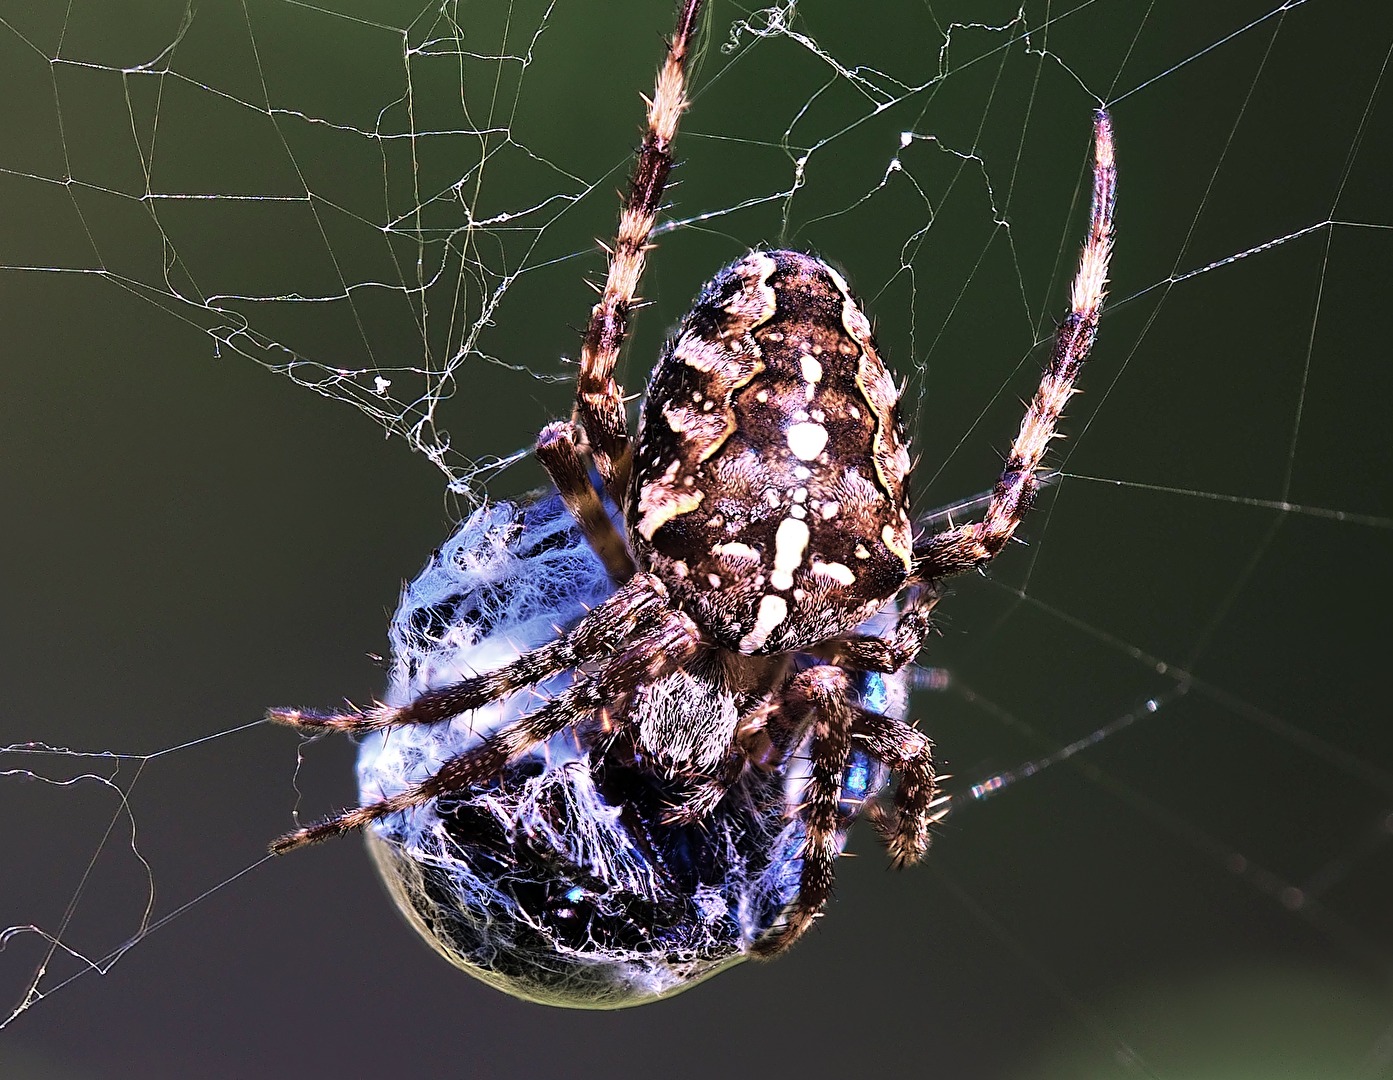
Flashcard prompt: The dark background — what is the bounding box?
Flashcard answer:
[2,1,1391,1077]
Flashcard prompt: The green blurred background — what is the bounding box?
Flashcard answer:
[1,1,1390,1077]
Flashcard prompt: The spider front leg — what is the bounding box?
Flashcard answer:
[536,420,636,582]
[916,109,1116,581]
[754,666,859,957]
[754,666,939,957]
[574,0,704,499]
[271,604,703,854]
[267,572,671,737]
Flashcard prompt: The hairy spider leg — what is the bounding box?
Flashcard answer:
[535,420,637,582]
[267,573,672,736]
[852,707,938,870]
[754,667,939,956]
[752,668,862,955]
[271,605,704,854]
[574,0,705,502]
[915,109,1116,580]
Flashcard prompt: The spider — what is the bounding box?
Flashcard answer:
[269,0,1116,963]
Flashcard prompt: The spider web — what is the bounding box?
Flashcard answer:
[2,0,1390,1076]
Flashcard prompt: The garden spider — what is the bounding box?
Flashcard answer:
[269,0,1116,962]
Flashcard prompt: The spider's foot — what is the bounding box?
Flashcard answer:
[265,703,398,734]
[867,800,932,869]
[885,832,929,871]
[269,822,337,855]
[269,803,384,855]
[270,827,319,856]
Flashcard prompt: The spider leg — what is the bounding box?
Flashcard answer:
[852,708,938,870]
[536,420,636,582]
[267,573,670,735]
[915,109,1116,581]
[915,473,1059,535]
[574,0,705,499]
[270,606,703,854]
[811,584,944,674]
[754,666,857,957]
[753,667,940,956]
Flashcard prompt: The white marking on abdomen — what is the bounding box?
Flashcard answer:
[738,594,788,654]
[785,421,828,461]
[770,517,810,590]
[813,561,856,586]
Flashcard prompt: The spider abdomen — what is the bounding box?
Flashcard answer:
[630,250,912,655]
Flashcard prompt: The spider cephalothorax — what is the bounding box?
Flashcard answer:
[268,0,1116,989]
[630,249,913,657]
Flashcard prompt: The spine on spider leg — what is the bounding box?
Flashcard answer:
[915,110,1116,579]
[575,0,705,490]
